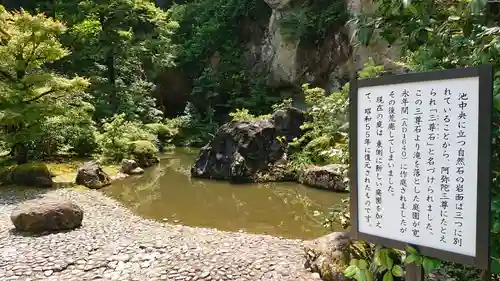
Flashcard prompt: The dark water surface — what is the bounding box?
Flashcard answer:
[102,148,347,240]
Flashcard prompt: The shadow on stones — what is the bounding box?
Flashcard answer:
[0,185,53,206]
[7,226,82,237]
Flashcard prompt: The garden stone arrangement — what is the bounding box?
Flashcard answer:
[0,187,325,281]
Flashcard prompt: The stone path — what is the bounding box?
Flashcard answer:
[0,188,322,281]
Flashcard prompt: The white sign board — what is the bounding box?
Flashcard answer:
[351,66,493,269]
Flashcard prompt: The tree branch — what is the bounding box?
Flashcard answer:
[22,89,57,104]
[0,69,15,82]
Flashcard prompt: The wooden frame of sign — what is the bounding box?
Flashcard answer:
[349,65,493,279]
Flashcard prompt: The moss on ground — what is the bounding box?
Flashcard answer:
[0,157,120,188]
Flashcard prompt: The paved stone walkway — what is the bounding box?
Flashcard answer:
[0,188,322,281]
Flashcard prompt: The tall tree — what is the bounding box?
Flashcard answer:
[55,0,178,123]
[0,5,89,163]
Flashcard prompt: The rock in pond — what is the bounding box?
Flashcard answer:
[191,107,306,183]
[5,162,53,187]
[304,232,351,281]
[298,164,348,191]
[120,159,144,175]
[75,161,111,189]
[10,199,83,233]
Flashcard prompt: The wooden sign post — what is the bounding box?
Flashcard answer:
[349,65,493,280]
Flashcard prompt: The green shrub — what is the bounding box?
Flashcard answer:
[164,103,219,147]
[130,140,157,157]
[97,114,158,162]
[228,109,271,122]
[288,59,383,171]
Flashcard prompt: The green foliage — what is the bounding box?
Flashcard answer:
[170,0,280,126]
[30,102,98,158]
[50,0,178,124]
[344,245,440,281]
[228,109,270,122]
[0,6,91,161]
[130,140,157,157]
[278,0,348,42]
[97,113,158,162]
[288,59,383,171]
[145,122,177,145]
[164,103,219,147]
[345,247,405,281]
[404,246,441,274]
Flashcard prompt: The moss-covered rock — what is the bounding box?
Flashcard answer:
[5,162,53,187]
[130,140,159,168]
[298,164,348,191]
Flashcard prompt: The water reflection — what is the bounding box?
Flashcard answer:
[102,148,347,239]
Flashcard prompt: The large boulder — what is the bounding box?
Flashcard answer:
[75,161,111,189]
[10,200,83,233]
[191,107,306,183]
[5,162,53,187]
[304,232,351,281]
[298,164,349,191]
[120,159,144,175]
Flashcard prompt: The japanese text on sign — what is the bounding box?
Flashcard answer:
[356,77,479,257]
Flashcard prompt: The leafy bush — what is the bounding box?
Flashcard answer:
[97,114,158,162]
[145,122,178,148]
[287,60,383,172]
[228,109,271,122]
[164,103,219,147]
[33,101,98,158]
[129,140,158,166]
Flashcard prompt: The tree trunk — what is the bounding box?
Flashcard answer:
[12,142,28,164]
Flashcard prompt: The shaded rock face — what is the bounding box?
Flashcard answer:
[75,161,111,189]
[304,232,351,281]
[5,162,53,187]
[191,107,305,183]
[10,200,83,233]
[120,159,144,175]
[245,0,350,91]
[298,164,348,191]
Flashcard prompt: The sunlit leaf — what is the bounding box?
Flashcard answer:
[344,265,358,277]
[383,271,394,281]
[391,265,404,277]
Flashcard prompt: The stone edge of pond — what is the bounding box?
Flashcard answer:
[0,186,308,243]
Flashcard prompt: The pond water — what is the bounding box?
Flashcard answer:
[101,148,348,240]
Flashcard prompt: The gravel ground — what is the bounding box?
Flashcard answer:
[0,187,322,281]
